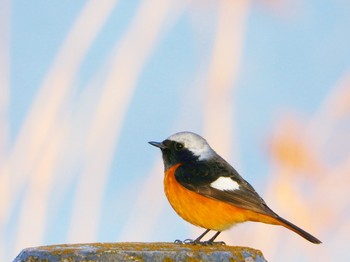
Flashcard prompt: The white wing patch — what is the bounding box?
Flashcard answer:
[210,177,240,191]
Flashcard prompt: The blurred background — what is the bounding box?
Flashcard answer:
[1,0,350,261]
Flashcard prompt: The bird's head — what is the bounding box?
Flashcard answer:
[149,131,216,170]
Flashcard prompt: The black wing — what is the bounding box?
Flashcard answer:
[175,157,278,217]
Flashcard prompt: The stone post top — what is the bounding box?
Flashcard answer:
[14,242,267,262]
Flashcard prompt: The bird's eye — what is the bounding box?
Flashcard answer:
[174,142,184,151]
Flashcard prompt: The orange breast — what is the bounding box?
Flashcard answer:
[164,164,280,231]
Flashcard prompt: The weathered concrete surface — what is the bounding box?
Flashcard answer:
[14,242,267,262]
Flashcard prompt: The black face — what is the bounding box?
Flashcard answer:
[155,139,199,170]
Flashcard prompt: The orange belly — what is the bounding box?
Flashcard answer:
[164,164,279,231]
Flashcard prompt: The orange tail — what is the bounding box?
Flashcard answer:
[275,215,322,244]
[249,211,321,244]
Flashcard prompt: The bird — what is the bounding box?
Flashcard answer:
[149,131,321,244]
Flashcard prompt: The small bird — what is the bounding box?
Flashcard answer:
[149,131,321,244]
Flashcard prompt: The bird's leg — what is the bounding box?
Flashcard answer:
[203,231,225,245]
[174,229,211,244]
[194,229,211,243]
[208,231,221,242]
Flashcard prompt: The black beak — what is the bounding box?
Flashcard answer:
[148,141,167,149]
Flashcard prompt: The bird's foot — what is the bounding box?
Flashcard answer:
[201,240,226,246]
[174,239,226,245]
[174,239,197,244]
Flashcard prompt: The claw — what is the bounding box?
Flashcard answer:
[174,239,184,244]
[203,241,226,246]
[184,239,195,244]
